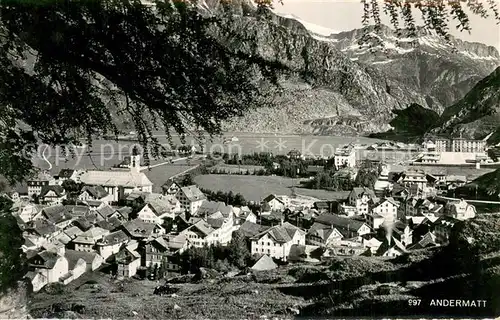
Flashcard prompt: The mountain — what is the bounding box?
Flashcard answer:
[195,1,451,134]
[196,1,500,135]
[432,67,500,143]
[327,25,500,109]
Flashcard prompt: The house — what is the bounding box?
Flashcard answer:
[400,170,427,190]
[65,250,104,271]
[369,197,399,222]
[17,203,42,223]
[72,227,110,252]
[237,210,257,225]
[376,237,407,257]
[408,232,437,250]
[78,185,112,204]
[180,219,216,247]
[79,154,153,202]
[28,250,69,283]
[95,204,120,221]
[24,219,62,244]
[40,185,67,205]
[365,212,386,230]
[137,196,181,224]
[27,171,55,198]
[381,220,412,246]
[445,199,476,220]
[251,254,278,271]
[250,222,306,261]
[115,247,141,278]
[175,185,206,215]
[262,194,286,212]
[314,214,371,239]
[64,205,90,218]
[288,244,324,262]
[144,237,171,267]
[446,175,467,189]
[306,223,343,247]
[24,271,48,292]
[122,219,165,240]
[334,145,356,169]
[434,216,459,245]
[161,180,181,196]
[362,237,383,254]
[96,230,130,260]
[196,201,233,218]
[40,205,73,229]
[348,187,376,216]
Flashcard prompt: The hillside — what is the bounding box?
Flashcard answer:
[432,67,500,143]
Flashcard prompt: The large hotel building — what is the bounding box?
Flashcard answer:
[435,138,486,153]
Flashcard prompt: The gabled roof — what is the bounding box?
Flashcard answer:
[185,219,215,237]
[64,226,84,239]
[65,249,101,265]
[116,206,133,220]
[179,185,206,202]
[314,214,367,232]
[80,170,153,187]
[122,219,163,238]
[98,230,129,246]
[115,248,140,264]
[64,205,90,217]
[29,250,61,269]
[80,185,109,199]
[29,219,58,236]
[262,194,284,204]
[408,232,436,250]
[161,180,180,190]
[251,222,304,244]
[150,237,169,251]
[239,221,266,238]
[164,233,188,250]
[40,185,65,198]
[350,187,376,199]
[42,205,71,224]
[370,197,400,209]
[376,236,407,255]
[251,254,277,271]
[196,201,233,217]
[96,204,117,220]
[307,223,342,241]
[73,227,110,244]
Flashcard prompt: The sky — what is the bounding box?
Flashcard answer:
[272,0,500,50]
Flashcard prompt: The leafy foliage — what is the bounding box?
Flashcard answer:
[0,197,26,293]
[361,0,500,47]
[0,0,284,183]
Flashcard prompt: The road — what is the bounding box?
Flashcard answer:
[139,155,206,172]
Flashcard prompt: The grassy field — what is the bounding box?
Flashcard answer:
[194,174,350,202]
[145,164,196,193]
[29,270,307,320]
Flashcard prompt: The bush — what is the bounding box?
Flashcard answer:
[44,283,66,295]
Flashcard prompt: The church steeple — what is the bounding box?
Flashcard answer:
[130,146,141,172]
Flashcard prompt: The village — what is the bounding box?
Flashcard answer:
[2,138,494,296]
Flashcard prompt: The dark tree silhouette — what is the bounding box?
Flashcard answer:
[0,0,285,183]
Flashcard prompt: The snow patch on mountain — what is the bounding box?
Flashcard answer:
[274,12,339,36]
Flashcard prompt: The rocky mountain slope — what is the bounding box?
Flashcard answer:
[328,25,500,109]
[197,0,446,134]
[432,66,500,142]
[196,1,499,135]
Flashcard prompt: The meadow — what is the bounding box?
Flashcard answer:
[194,174,350,202]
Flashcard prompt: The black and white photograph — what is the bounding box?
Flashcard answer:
[0,0,499,318]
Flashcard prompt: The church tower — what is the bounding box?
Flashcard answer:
[130,146,141,172]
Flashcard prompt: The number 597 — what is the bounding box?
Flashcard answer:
[408,299,421,306]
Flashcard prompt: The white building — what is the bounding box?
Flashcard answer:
[261,194,286,212]
[27,171,56,198]
[79,154,153,202]
[347,187,376,216]
[250,222,306,261]
[334,145,356,169]
[176,185,206,215]
[445,199,476,220]
[369,197,399,222]
[136,195,181,224]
